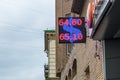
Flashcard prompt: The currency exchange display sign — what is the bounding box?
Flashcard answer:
[58,17,86,43]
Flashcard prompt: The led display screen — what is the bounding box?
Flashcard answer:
[58,17,86,43]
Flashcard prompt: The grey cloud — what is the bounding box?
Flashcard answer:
[0,0,53,80]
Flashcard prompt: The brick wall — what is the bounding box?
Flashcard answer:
[60,0,104,80]
[55,0,73,77]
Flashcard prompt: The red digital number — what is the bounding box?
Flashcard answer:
[71,19,83,26]
[78,33,83,40]
[77,19,82,26]
[72,19,77,26]
[59,33,70,40]
[73,34,77,40]
[59,33,83,42]
[59,33,64,40]
[59,19,64,26]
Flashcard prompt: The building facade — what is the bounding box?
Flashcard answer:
[55,0,105,80]
[44,0,120,80]
[44,30,59,80]
[55,0,74,78]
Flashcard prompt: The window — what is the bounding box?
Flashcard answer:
[85,66,90,80]
[65,76,68,80]
[65,0,71,2]
[72,59,77,78]
[68,69,72,80]
[65,13,71,17]
[50,34,53,36]
[67,44,73,54]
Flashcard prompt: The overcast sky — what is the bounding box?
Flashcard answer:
[0,0,55,80]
